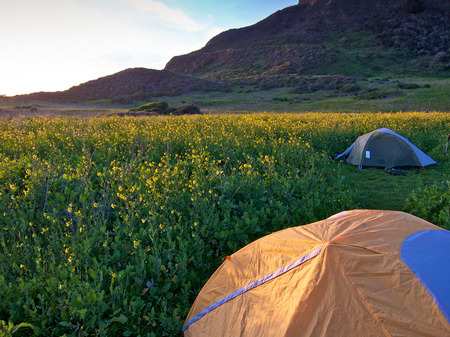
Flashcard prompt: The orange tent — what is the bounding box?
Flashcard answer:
[183,210,450,336]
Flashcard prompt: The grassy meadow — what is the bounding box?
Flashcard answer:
[161,77,450,113]
[0,111,449,336]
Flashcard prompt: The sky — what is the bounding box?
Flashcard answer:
[0,0,298,96]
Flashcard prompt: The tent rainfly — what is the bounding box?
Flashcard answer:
[335,128,436,168]
[182,209,450,337]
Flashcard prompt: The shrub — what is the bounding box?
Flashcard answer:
[174,105,201,115]
[127,102,179,116]
[131,101,169,112]
[405,180,449,229]
[397,82,420,89]
[272,97,290,102]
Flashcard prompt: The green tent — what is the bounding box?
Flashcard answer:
[335,128,436,168]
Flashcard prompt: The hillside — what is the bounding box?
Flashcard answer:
[17,68,227,104]
[7,0,450,105]
[165,0,449,79]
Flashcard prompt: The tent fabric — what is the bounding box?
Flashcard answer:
[182,210,450,337]
[183,246,323,332]
[401,229,450,323]
[335,128,436,168]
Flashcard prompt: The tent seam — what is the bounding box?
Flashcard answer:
[182,245,323,333]
[332,247,393,337]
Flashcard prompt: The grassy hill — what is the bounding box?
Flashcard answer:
[11,68,228,105]
[165,0,449,79]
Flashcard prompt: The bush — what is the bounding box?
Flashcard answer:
[131,101,169,113]
[129,102,201,116]
[175,105,201,115]
[397,82,420,89]
[405,181,449,229]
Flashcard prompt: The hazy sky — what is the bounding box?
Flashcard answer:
[1,0,297,96]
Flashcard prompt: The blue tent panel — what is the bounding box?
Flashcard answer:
[401,230,450,324]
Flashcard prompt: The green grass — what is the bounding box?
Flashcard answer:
[153,77,450,113]
[2,75,449,114]
[0,112,448,336]
[341,163,449,210]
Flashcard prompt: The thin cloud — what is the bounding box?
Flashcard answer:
[0,0,224,95]
[123,0,207,32]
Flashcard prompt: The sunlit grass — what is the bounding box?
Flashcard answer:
[0,111,448,336]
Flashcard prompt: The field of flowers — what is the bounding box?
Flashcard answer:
[0,112,448,336]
